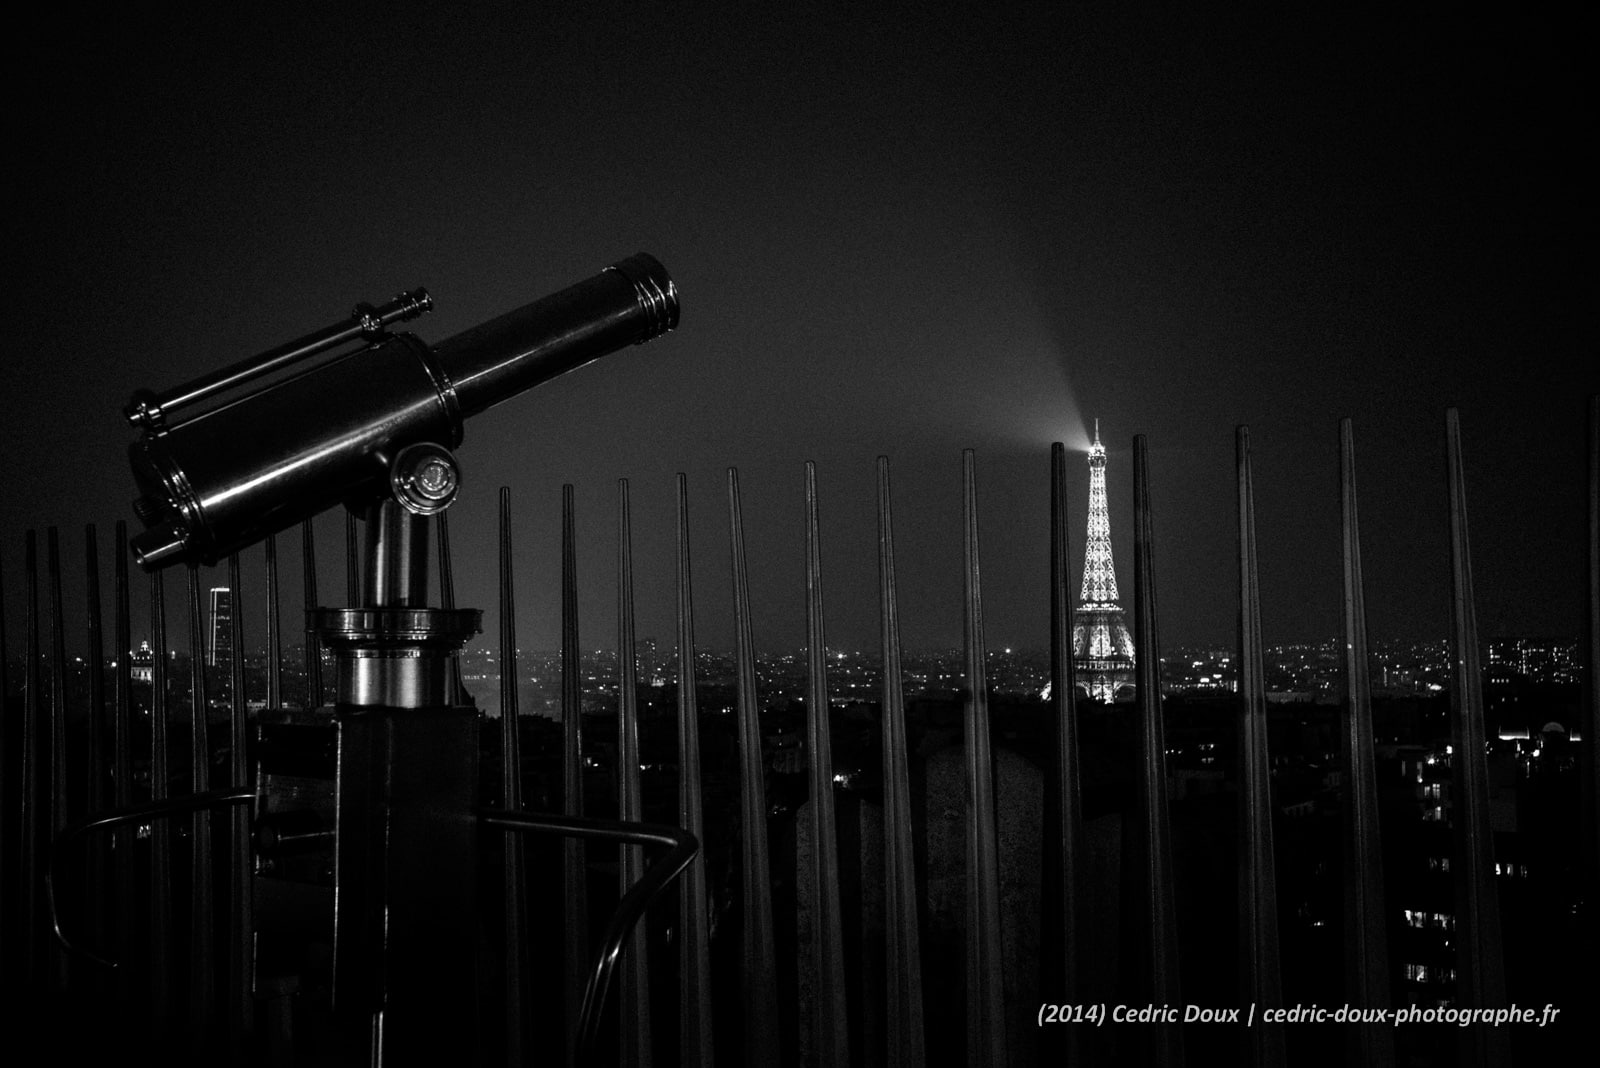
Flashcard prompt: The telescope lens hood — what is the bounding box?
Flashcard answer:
[606,253,680,339]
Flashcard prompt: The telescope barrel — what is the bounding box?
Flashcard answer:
[128,254,679,570]
[439,253,678,420]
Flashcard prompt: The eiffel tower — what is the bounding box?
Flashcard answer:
[1073,419,1136,702]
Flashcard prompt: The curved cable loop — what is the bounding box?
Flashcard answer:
[48,787,257,968]
[478,809,698,1068]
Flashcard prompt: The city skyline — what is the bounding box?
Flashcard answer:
[7,8,1590,657]
[16,631,1582,709]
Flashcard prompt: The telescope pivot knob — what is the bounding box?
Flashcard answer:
[390,442,460,515]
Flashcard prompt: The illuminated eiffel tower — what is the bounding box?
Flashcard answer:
[1072,419,1136,702]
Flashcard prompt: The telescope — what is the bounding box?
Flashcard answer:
[114,253,685,1062]
[126,252,678,570]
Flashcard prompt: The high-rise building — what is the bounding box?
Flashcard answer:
[209,586,233,668]
[1072,420,1135,702]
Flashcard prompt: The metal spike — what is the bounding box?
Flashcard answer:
[84,525,111,999]
[112,523,138,1007]
[803,462,851,1067]
[561,483,590,1062]
[0,545,9,992]
[438,511,457,610]
[1581,396,1599,959]
[877,456,926,1068]
[113,526,133,810]
[0,543,8,992]
[676,473,715,1068]
[84,525,108,820]
[301,519,322,710]
[227,553,254,1050]
[1235,427,1285,1067]
[616,478,652,1068]
[46,530,68,823]
[345,508,359,606]
[1130,435,1184,1066]
[186,564,215,1049]
[265,533,282,709]
[21,532,42,985]
[1338,420,1394,1068]
[149,566,174,1035]
[728,467,781,1066]
[1444,409,1509,1068]
[438,511,466,707]
[960,450,1008,1068]
[499,487,530,1066]
[47,528,70,991]
[1042,443,1084,1066]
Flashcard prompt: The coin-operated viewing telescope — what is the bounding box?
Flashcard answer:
[117,254,683,1064]
[126,252,678,570]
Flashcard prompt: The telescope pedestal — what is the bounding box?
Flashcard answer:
[315,503,483,1066]
[329,701,479,1064]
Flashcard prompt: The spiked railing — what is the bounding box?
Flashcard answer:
[0,547,8,993]
[1235,427,1285,1068]
[265,533,282,708]
[960,450,1009,1068]
[1585,397,1600,972]
[185,564,216,1052]
[82,525,109,990]
[2,401,1594,1067]
[727,467,783,1066]
[147,563,174,1036]
[1032,443,1085,1060]
[1338,420,1394,1068]
[344,510,359,608]
[615,479,652,1068]
[111,523,137,1010]
[562,483,592,1061]
[1128,434,1185,1067]
[21,533,42,988]
[803,461,851,1068]
[0,549,8,992]
[1041,443,1085,1067]
[675,474,715,1068]
[498,488,531,1065]
[877,456,927,1068]
[1444,409,1510,1068]
[226,551,253,1057]
[301,519,322,708]
[47,529,69,993]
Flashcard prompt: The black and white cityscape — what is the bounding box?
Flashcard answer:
[5,5,1594,1067]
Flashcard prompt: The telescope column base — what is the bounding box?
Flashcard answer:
[331,702,480,1066]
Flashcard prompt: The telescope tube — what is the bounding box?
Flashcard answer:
[128,254,678,569]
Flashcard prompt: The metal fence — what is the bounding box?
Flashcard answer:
[1,399,1595,1067]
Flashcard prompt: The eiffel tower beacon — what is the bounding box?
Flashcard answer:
[1073,420,1136,702]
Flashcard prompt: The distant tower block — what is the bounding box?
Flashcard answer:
[1073,420,1136,702]
[208,586,233,669]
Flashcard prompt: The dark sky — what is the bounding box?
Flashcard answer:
[5,7,1592,660]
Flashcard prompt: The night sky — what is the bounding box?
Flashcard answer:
[6,8,1592,660]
